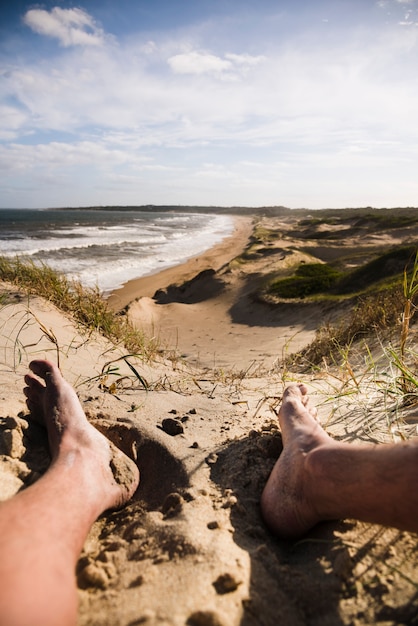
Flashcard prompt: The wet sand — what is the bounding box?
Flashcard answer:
[107,216,254,312]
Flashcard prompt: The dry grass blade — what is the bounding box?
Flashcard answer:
[0,256,156,360]
[79,355,149,394]
[399,250,418,382]
[122,356,148,389]
[30,311,60,368]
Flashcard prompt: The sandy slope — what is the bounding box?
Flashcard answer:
[0,211,418,625]
[110,216,326,371]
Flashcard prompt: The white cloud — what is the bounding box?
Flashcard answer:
[167,50,264,78]
[168,51,233,75]
[224,53,266,66]
[4,8,418,207]
[23,7,105,47]
[0,140,154,178]
[3,28,418,155]
[4,24,418,145]
[0,106,28,140]
[140,40,158,55]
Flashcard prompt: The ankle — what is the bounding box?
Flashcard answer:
[304,443,343,522]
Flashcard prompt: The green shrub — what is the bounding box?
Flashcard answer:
[335,246,416,294]
[268,263,341,298]
[353,214,418,229]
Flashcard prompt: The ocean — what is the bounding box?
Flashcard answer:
[0,208,234,294]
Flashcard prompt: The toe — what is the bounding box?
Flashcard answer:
[24,373,45,390]
[29,359,61,383]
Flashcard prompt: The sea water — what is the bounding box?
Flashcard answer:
[0,208,234,293]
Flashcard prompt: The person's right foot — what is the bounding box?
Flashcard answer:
[260,384,331,538]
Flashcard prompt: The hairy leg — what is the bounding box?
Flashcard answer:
[0,360,140,626]
[261,384,418,539]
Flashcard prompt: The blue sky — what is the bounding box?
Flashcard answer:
[1,0,418,209]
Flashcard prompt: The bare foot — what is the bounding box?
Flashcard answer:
[260,384,332,539]
[24,359,140,513]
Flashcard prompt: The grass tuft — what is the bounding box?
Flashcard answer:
[265,246,416,302]
[0,256,156,359]
[268,263,342,298]
[291,284,405,367]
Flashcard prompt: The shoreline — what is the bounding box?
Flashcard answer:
[107,215,254,311]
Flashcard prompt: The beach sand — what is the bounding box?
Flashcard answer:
[108,215,323,371]
[0,211,418,625]
[107,216,254,307]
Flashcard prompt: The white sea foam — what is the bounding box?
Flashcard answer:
[0,210,234,292]
[72,214,234,292]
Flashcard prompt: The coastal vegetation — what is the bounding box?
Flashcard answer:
[263,247,418,379]
[293,284,403,365]
[267,262,342,298]
[276,249,418,410]
[266,246,415,299]
[1,208,418,401]
[225,211,418,397]
[297,212,418,232]
[0,256,154,359]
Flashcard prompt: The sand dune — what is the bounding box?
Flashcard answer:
[0,209,418,625]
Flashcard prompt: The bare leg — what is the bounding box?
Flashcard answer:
[0,360,140,626]
[261,384,418,539]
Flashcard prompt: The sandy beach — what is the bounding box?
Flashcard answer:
[108,215,322,371]
[107,216,254,309]
[1,210,418,625]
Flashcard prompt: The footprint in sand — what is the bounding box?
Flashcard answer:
[76,417,249,626]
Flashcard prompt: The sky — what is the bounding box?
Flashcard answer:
[1,0,418,209]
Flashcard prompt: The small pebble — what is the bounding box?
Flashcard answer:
[207,521,219,530]
[79,562,112,589]
[2,429,24,458]
[186,611,224,626]
[161,418,184,436]
[222,495,237,509]
[129,575,144,588]
[213,573,241,594]
[162,492,184,517]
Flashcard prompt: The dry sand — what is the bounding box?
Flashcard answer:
[107,216,254,310]
[108,216,324,371]
[0,211,418,625]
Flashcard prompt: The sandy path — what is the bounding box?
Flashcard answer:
[108,215,322,370]
[126,275,323,371]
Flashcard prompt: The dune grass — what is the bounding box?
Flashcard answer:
[298,212,418,231]
[268,263,342,298]
[0,256,156,359]
[289,251,418,408]
[266,246,416,301]
[293,284,404,366]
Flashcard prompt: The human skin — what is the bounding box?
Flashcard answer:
[0,360,140,626]
[261,384,418,539]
